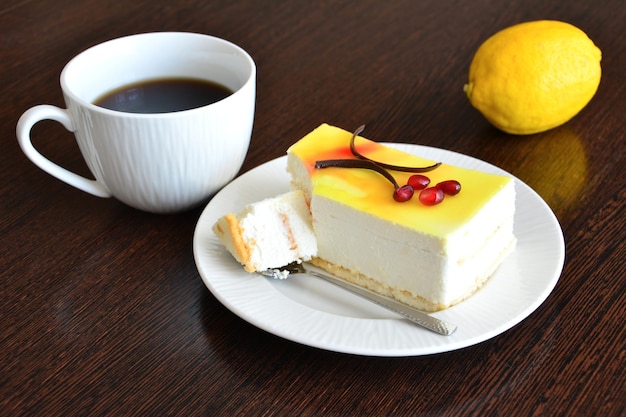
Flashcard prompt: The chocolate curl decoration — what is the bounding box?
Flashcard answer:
[349,125,441,173]
[315,158,401,189]
[314,125,443,193]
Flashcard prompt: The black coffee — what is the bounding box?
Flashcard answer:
[93,77,233,113]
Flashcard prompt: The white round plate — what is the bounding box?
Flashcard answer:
[193,144,565,356]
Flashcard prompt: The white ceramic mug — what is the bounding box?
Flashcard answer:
[17,32,255,213]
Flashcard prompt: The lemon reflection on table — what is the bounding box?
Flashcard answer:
[504,126,588,217]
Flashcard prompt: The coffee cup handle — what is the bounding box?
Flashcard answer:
[17,105,111,198]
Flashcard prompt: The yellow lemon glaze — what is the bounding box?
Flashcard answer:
[288,124,513,237]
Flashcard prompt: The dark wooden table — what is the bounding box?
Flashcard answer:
[2,1,624,415]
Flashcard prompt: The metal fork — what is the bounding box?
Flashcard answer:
[260,262,457,336]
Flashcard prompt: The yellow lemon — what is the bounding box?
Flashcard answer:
[464,20,602,135]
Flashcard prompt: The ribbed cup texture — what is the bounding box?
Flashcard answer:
[69,79,254,213]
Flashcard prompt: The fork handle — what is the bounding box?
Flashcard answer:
[303,264,457,336]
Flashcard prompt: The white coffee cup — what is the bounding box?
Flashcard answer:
[17,32,255,213]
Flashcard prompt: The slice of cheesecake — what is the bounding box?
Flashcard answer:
[287,124,516,311]
[212,190,317,274]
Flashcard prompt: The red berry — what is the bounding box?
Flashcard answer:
[393,185,414,202]
[436,180,461,196]
[407,174,430,190]
[419,187,444,206]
